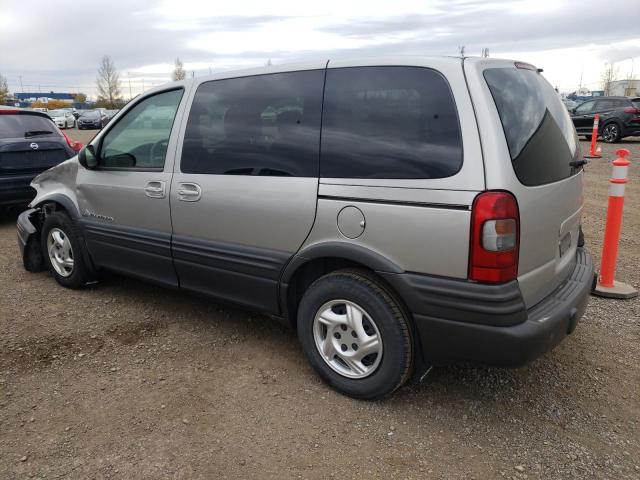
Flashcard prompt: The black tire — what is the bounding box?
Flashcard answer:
[41,212,93,289]
[602,122,621,143]
[297,269,413,399]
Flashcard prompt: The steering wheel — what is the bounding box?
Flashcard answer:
[149,139,169,166]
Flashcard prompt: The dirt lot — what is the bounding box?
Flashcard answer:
[1,133,639,479]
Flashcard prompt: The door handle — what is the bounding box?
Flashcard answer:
[144,181,166,199]
[177,182,202,202]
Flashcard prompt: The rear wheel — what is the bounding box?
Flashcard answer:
[41,212,93,289]
[602,123,621,143]
[297,269,413,399]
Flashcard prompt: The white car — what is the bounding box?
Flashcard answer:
[48,109,76,129]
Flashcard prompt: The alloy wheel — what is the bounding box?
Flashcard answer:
[312,299,383,379]
[47,228,74,277]
[603,124,618,143]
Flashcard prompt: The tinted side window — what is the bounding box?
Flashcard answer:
[484,68,579,186]
[596,99,616,110]
[574,101,595,114]
[181,70,324,177]
[100,89,183,169]
[320,66,462,179]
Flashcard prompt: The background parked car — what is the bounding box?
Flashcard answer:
[77,110,108,130]
[105,109,119,121]
[47,109,76,129]
[569,96,640,142]
[0,106,81,207]
[65,107,81,119]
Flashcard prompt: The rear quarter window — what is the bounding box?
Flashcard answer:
[320,66,462,179]
[484,67,580,186]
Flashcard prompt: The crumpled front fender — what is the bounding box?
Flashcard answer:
[29,158,81,218]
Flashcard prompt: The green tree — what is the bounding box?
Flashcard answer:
[96,55,122,108]
[172,58,186,81]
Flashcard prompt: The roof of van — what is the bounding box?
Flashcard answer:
[148,55,479,92]
[144,55,543,98]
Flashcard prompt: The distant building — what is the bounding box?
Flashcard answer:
[606,80,639,97]
[14,92,77,104]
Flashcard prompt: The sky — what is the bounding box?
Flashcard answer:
[1,0,639,99]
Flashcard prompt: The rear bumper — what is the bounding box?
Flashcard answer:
[0,174,37,206]
[382,248,595,367]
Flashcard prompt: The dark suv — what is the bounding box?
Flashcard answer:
[0,107,79,207]
[570,96,640,143]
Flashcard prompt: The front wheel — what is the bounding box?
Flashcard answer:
[41,212,94,289]
[602,123,621,143]
[297,269,413,399]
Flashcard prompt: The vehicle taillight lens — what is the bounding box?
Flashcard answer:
[62,132,83,152]
[469,191,520,283]
[623,107,640,114]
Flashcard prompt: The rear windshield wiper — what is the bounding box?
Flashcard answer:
[24,130,54,138]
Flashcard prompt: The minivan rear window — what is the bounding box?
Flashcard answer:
[484,67,580,186]
[0,114,57,139]
[321,66,462,179]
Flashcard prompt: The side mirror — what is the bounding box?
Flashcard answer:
[78,144,98,169]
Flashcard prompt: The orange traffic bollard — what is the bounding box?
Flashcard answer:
[593,148,638,299]
[585,114,602,159]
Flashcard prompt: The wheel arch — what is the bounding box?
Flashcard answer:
[278,242,405,328]
[33,193,81,220]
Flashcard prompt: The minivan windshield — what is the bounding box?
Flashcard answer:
[484,67,580,186]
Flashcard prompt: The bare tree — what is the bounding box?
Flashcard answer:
[96,55,121,108]
[601,63,619,96]
[172,58,186,81]
[0,74,9,104]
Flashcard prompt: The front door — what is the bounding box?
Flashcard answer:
[170,68,325,313]
[76,88,186,287]
[571,99,597,134]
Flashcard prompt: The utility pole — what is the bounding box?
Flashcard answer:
[19,75,24,92]
[578,67,583,93]
[127,72,132,100]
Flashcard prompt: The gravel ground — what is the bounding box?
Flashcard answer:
[0,134,638,479]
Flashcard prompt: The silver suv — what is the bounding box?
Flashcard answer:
[17,57,594,399]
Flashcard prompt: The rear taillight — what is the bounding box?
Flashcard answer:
[62,132,83,152]
[623,107,640,114]
[469,191,520,283]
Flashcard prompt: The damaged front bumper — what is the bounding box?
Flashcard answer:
[17,208,45,272]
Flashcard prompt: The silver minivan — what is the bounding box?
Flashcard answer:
[17,57,594,399]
